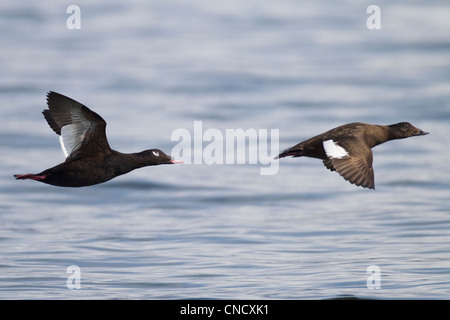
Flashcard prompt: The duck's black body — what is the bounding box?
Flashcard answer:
[276,122,428,189]
[14,92,179,187]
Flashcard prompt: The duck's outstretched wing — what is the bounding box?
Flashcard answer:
[322,138,375,189]
[43,91,111,160]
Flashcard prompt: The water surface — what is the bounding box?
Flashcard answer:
[0,0,449,299]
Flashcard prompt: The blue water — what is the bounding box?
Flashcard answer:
[1,0,450,299]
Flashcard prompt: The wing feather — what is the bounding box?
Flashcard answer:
[42,91,110,159]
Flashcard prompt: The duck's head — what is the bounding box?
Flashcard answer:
[390,122,429,139]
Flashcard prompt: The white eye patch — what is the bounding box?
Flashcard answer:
[152,151,160,157]
[323,139,348,159]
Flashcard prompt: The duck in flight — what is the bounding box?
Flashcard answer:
[14,91,181,187]
[276,122,428,189]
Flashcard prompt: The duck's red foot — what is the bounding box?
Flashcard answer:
[14,174,47,181]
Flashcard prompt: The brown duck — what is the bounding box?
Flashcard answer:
[14,92,181,187]
[276,122,428,189]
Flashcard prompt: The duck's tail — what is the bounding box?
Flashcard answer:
[14,174,47,181]
[275,148,304,159]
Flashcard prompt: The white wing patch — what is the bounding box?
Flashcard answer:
[59,135,69,158]
[59,123,89,158]
[323,139,349,159]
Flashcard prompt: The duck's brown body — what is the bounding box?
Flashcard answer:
[277,122,428,189]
